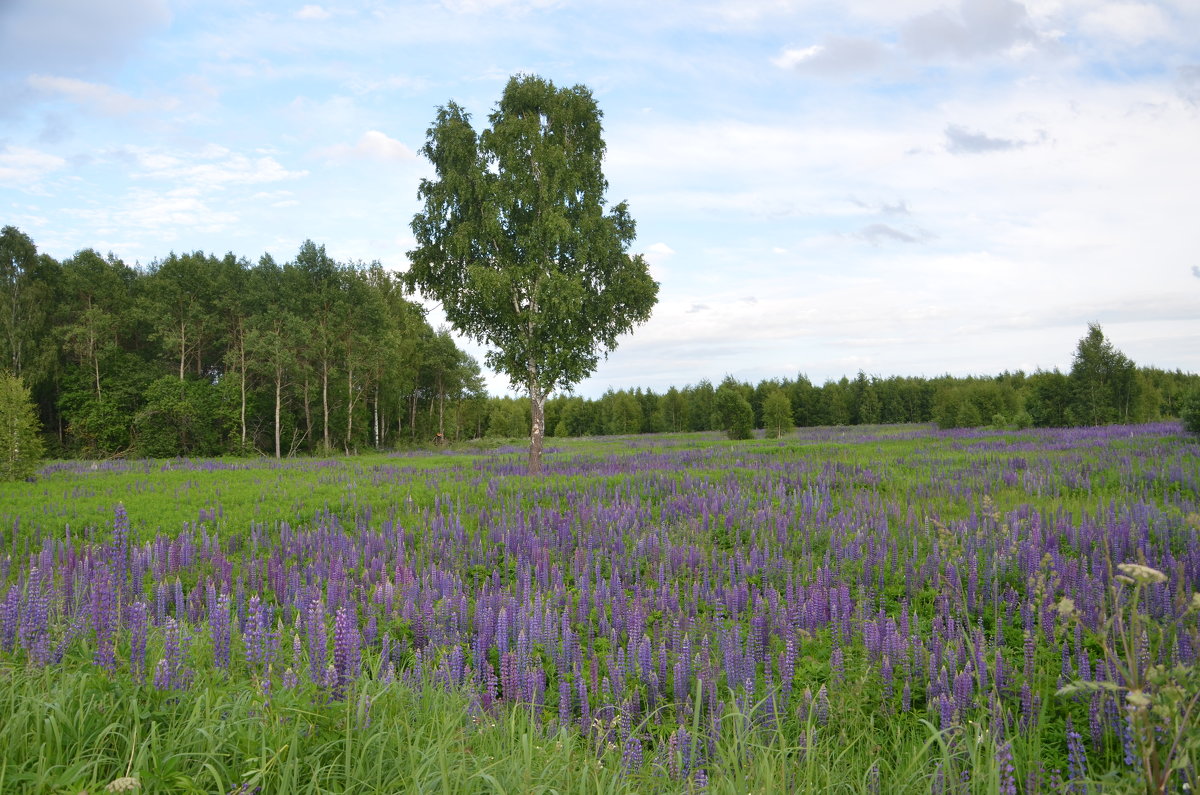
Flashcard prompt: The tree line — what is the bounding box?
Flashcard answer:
[1,226,488,458]
[4,223,1197,461]
[487,324,1200,440]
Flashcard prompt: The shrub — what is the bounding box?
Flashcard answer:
[0,371,44,480]
[1182,388,1200,435]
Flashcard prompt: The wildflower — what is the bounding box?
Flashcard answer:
[1115,563,1167,586]
[105,776,139,792]
[1125,689,1151,708]
[1055,596,1077,619]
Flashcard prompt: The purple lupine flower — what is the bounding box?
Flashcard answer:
[244,595,267,671]
[1020,682,1034,729]
[815,684,829,725]
[333,604,361,697]
[157,617,191,690]
[990,739,1013,794]
[1088,692,1103,751]
[110,504,131,594]
[91,567,118,671]
[938,693,956,731]
[1066,717,1089,792]
[673,657,688,708]
[173,577,185,621]
[128,600,148,681]
[211,593,232,671]
[830,646,844,684]
[306,598,327,684]
[495,606,509,657]
[622,733,643,773]
[155,580,168,625]
[781,636,796,702]
[20,566,52,665]
[578,670,590,735]
[1,584,19,653]
[501,651,519,702]
[153,657,170,690]
[558,669,572,727]
[953,668,973,715]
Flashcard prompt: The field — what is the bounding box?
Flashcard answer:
[1,423,1197,794]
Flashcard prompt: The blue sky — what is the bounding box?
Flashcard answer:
[2,0,1198,397]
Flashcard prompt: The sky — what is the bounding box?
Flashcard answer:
[2,0,1198,398]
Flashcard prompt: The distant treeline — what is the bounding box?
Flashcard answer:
[487,365,1198,441]
[4,225,1196,458]
[2,226,488,458]
[485,324,1200,440]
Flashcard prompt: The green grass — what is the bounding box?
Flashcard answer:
[0,424,1195,793]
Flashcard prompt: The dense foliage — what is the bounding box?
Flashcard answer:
[528,358,1197,441]
[0,371,43,480]
[0,425,1196,792]
[1183,388,1200,435]
[1,226,486,459]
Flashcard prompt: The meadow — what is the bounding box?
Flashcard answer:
[0,423,1197,794]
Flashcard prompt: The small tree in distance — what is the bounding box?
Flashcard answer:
[762,388,794,438]
[1069,322,1141,425]
[0,371,44,480]
[715,380,754,440]
[407,74,659,474]
[1181,388,1200,435]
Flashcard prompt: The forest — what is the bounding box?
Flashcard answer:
[3,224,1197,459]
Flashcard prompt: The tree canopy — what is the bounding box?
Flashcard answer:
[407,74,659,473]
[0,228,488,459]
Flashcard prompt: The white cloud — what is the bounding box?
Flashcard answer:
[128,147,308,188]
[28,75,177,116]
[296,5,332,21]
[0,0,170,74]
[316,130,417,162]
[901,0,1038,58]
[1079,3,1169,45]
[773,37,890,75]
[0,145,67,187]
[74,187,239,239]
[944,124,1044,154]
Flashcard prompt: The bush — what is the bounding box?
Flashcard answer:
[715,383,754,440]
[0,372,45,480]
[1182,388,1200,435]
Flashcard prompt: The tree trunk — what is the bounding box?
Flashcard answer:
[528,380,545,475]
[274,369,282,460]
[345,365,354,455]
[303,374,312,450]
[409,391,418,442]
[322,360,330,451]
[373,385,380,449]
[178,322,186,380]
[238,334,247,447]
[438,382,445,438]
